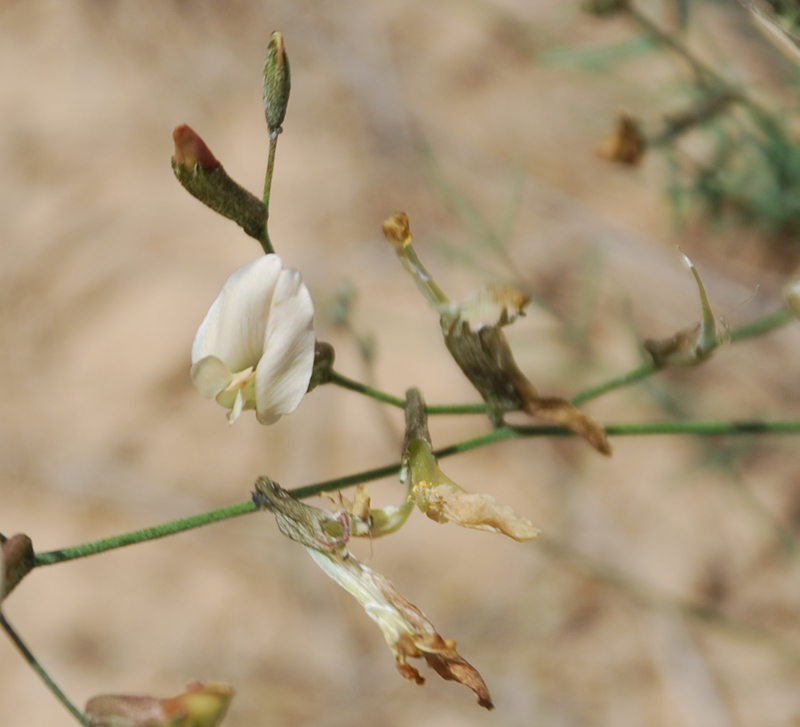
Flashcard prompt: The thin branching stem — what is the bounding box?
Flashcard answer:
[32,418,800,566]
[0,612,88,725]
[34,501,255,567]
[624,4,776,125]
[330,307,796,411]
[327,370,487,414]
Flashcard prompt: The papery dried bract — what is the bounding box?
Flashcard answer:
[191,254,315,425]
[85,682,233,727]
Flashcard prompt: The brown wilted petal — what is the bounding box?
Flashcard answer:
[306,547,494,709]
[443,321,612,454]
[172,124,221,172]
[85,682,233,727]
[597,113,646,165]
[422,482,540,542]
[253,479,492,708]
[85,694,167,727]
[406,438,540,542]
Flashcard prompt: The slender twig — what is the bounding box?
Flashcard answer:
[728,307,793,343]
[32,418,800,566]
[330,307,795,412]
[327,370,487,414]
[624,4,777,127]
[570,362,657,406]
[260,129,280,254]
[0,611,88,725]
[34,501,255,567]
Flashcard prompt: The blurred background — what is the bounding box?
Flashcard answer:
[2,0,800,725]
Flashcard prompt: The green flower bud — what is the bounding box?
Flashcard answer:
[263,31,291,131]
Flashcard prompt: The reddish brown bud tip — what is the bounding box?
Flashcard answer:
[1,533,34,600]
[172,124,221,172]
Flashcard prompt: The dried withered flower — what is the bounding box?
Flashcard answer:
[252,478,494,709]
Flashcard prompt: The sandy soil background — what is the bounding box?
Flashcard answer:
[2,1,800,725]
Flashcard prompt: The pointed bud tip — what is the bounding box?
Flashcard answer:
[172,124,220,172]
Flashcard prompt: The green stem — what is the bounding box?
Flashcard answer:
[260,130,279,254]
[570,362,657,406]
[728,307,794,343]
[32,417,800,566]
[34,501,255,567]
[434,419,800,459]
[0,611,88,725]
[327,370,487,414]
[330,308,795,412]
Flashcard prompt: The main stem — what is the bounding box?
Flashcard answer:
[32,417,800,567]
[0,612,88,725]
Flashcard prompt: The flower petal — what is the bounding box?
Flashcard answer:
[191,255,283,374]
[191,355,234,399]
[254,267,315,424]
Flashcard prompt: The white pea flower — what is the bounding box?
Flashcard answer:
[191,254,315,425]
